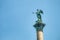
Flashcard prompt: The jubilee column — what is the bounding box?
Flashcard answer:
[33,9,45,40]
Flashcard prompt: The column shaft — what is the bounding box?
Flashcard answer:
[37,31,43,40]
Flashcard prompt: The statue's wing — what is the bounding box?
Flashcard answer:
[40,10,43,14]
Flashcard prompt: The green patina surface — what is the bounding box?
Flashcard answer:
[36,9,43,23]
[33,9,45,31]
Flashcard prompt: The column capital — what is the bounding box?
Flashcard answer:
[33,22,45,31]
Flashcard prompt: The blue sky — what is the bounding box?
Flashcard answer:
[0,0,60,40]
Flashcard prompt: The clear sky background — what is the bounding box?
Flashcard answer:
[0,0,60,40]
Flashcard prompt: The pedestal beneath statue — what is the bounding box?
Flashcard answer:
[34,22,45,31]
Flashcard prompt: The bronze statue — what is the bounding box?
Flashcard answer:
[34,9,43,23]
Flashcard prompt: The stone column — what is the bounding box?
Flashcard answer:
[34,22,45,40]
[37,31,43,40]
